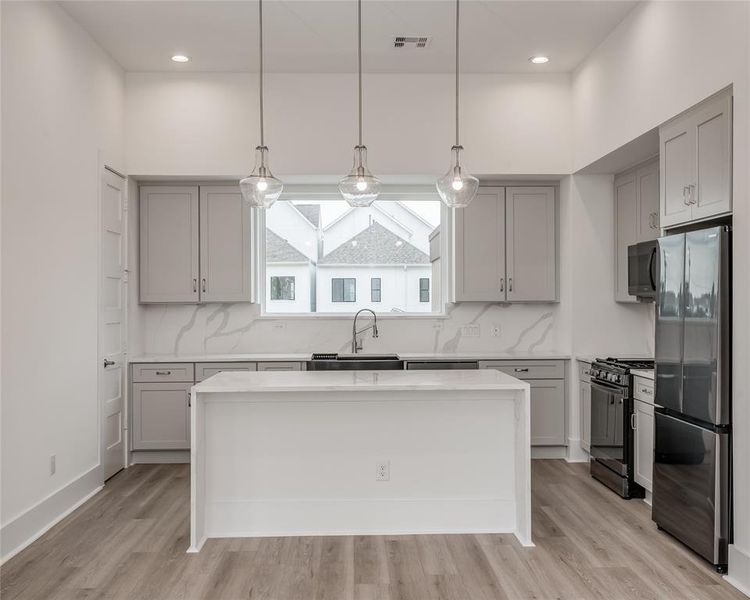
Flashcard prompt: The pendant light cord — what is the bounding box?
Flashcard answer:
[358,0,363,147]
[259,0,265,147]
[455,0,460,147]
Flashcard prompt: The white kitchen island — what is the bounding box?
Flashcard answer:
[189,369,532,552]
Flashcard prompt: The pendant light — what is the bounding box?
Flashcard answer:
[436,0,478,208]
[339,0,381,207]
[240,0,283,209]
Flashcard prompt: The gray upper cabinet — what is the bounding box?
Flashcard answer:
[454,186,557,303]
[140,184,253,304]
[199,186,253,302]
[454,187,506,302]
[140,186,200,303]
[660,89,732,228]
[506,187,557,302]
[614,158,659,303]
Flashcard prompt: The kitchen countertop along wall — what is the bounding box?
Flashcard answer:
[130,352,572,363]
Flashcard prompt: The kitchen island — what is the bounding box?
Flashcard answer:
[189,369,532,552]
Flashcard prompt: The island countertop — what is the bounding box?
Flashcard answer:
[192,368,530,394]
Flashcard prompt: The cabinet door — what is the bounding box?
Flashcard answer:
[692,93,732,220]
[131,382,191,450]
[580,381,591,452]
[634,399,655,491]
[199,186,253,302]
[637,159,660,242]
[454,188,505,301]
[614,172,639,302]
[505,187,557,302]
[660,122,694,228]
[140,186,199,303]
[529,379,565,446]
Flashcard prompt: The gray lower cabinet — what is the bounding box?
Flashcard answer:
[257,362,303,371]
[479,360,566,446]
[633,399,655,492]
[195,361,256,382]
[578,361,592,452]
[131,382,191,450]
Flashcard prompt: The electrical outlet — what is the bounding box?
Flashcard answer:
[376,461,390,481]
[461,325,480,337]
[50,455,56,476]
[490,324,501,337]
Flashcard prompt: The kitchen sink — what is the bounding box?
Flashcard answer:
[307,353,404,371]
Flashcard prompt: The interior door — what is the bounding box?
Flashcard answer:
[505,187,556,301]
[99,168,127,481]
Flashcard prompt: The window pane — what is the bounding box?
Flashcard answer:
[419,278,430,303]
[264,194,440,313]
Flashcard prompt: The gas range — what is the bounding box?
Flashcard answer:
[590,357,655,388]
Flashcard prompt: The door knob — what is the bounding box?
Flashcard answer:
[103,359,115,368]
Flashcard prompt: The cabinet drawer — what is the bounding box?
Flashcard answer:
[479,360,565,380]
[257,362,303,372]
[132,363,194,383]
[578,361,592,383]
[195,362,256,382]
[633,376,655,404]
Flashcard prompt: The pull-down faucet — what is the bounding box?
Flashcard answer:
[351,309,378,354]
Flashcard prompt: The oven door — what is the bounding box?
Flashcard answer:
[590,380,627,475]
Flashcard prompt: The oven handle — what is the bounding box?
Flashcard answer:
[591,379,626,396]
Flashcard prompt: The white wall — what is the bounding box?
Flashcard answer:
[1,1,124,559]
[125,72,572,178]
[571,0,750,588]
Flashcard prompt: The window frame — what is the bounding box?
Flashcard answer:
[370,277,382,303]
[332,278,357,303]
[270,275,296,301]
[419,277,430,303]
[257,184,450,318]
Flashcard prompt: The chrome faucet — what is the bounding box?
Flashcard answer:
[351,309,378,354]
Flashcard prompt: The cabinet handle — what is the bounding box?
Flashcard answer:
[631,413,637,430]
[514,367,529,372]
[689,183,697,205]
[187,391,191,408]
[202,278,207,293]
[193,278,197,293]
[682,186,690,206]
[508,278,513,292]
[155,370,172,376]
[499,278,504,293]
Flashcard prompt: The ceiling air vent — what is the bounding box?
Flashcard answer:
[393,36,431,49]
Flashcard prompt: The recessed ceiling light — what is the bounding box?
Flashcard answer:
[529,55,549,65]
[171,54,190,63]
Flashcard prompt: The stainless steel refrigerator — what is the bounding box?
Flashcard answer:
[653,225,731,570]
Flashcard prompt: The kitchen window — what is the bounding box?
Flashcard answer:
[332,278,356,302]
[261,186,443,315]
[419,278,430,302]
[270,276,295,301]
[371,278,381,302]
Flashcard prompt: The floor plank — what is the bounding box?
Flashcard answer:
[2,460,745,600]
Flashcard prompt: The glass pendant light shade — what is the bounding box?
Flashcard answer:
[339,145,381,207]
[436,145,479,208]
[240,146,283,208]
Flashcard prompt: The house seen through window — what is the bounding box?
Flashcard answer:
[264,193,441,314]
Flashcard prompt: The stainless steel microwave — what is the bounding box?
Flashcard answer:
[628,240,657,300]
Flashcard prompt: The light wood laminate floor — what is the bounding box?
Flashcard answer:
[2,460,744,600]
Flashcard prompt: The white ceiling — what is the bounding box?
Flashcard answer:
[61,0,638,74]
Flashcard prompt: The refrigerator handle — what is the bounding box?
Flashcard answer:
[648,246,657,292]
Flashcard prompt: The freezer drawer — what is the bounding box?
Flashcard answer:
[652,411,730,566]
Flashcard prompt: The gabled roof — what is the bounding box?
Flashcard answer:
[295,204,321,228]
[266,229,310,263]
[318,222,429,265]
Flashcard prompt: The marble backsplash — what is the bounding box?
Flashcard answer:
[135,301,565,357]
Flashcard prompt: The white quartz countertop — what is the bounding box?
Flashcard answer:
[131,352,570,363]
[631,368,655,380]
[192,368,530,394]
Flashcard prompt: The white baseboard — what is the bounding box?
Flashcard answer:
[726,544,750,597]
[531,446,567,459]
[564,439,589,463]
[1,465,102,564]
[130,450,190,464]
[206,497,517,540]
